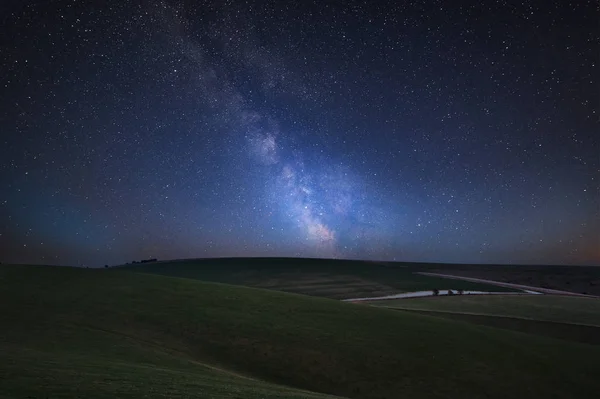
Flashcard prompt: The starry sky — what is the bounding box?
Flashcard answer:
[1,0,598,267]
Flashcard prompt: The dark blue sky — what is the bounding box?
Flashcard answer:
[1,0,598,266]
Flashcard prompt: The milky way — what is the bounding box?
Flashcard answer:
[0,0,598,266]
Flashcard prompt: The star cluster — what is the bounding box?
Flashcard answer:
[1,0,598,266]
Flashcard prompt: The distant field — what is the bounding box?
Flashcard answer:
[372,295,600,326]
[419,264,600,296]
[2,264,599,398]
[121,258,516,299]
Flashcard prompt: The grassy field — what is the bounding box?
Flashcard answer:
[1,340,336,399]
[371,295,600,326]
[398,309,600,346]
[371,295,600,346]
[121,258,516,299]
[1,265,600,398]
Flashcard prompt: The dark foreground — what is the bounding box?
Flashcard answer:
[1,264,599,398]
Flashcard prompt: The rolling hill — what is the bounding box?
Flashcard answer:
[120,257,516,299]
[1,264,599,398]
[371,294,600,346]
[371,294,600,325]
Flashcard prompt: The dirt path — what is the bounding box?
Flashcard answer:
[417,272,598,298]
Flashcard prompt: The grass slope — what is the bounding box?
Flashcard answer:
[2,343,335,399]
[1,265,599,399]
[121,257,515,299]
[371,295,600,326]
[398,309,600,346]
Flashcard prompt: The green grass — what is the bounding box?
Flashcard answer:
[121,258,516,299]
[371,295,600,326]
[1,265,599,398]
[371,295,600,346]
[397,309,600,346]
[2,345,334,399]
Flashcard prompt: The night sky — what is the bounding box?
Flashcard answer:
[1,0,598,267]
